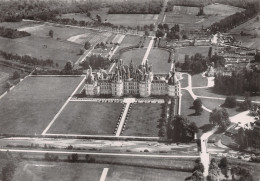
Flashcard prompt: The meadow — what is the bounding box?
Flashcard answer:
[148,48,171,74]
[123,103,162,137]
[0,76,84,135]
[48,101,123,135]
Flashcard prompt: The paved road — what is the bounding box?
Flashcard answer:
[142,38,155,64]
[116,98,136,136]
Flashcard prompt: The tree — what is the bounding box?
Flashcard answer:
[84,41,91,50]
[149,23,155,31]
[87,12,91,17]
[71,153,78,162]
[157,23,163,30]
[219,157,228,169]
[49,29,53,38]
[223,96,237,108]
[209,108,231,130]
[208,47,212,58]
[239,98,251,111]
[155,30,164,38]
[12,71,20,79]
[186,158,204,181]
[144,30,149,37]
[64,61,73,73]
[193,98,203,115]
[207,158,220,181]
[163,24,169,31]
[96,14,101,23]
[182,34,188,39]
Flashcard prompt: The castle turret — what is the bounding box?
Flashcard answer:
[168,63,179,97]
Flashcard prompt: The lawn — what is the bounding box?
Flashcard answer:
[191,73,208,87]
[180,74,189,88]
[106,164,190,181]
[181,89,210,128]
[0,35,82,68]
[14,161,105,181]
[119,48,146,65]
[200,98,242,117]
[203,3,244,16]
[48,102,123,135]
[176,46,210,63]
[123,103,162,137]
[147,48,171,74]
[0,76,84,134]
[120,35,141,47]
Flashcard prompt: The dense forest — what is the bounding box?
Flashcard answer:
[0,27,30,39]
[108,0,163,14]
[214,69,260,95]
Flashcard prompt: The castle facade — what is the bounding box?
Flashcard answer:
[85,59,180,98]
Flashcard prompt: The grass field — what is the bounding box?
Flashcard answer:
[176,46,210,63]
[0,76,84,134]
[191,74,208,87]
[61,9,159,27]
[123,103,162,137]
[148,48,171,74]
[120,48,146,65]
[48,102,123,135]
[14,160,191,181]
[165,4,244,30]
[0,35,81,68]
[0,21,42,29]
[120,35,141,47]
[14,161,104,181]
[204,3,244,16]
[181,89,210,128]
[106,164,190,181]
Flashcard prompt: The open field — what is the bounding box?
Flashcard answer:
[230,15,260,35]
[68,31,114,45]
[106,164,190,181]
[48,102,123,135]
[191,74,208,87]
[106,14,159,27]
[0,35,81,68]
[176,46,210,63]
[181,89,210,128]
[232,35,260,50]
[61,10,159,27]
[148,48,171,74]
[14,160,191,181]
[0,21,42,29]
[119,48,146,65]
[165,4,243,31]
[24,23,88,41]
[14,161,104,181]
[204,3,244,16]
[123,103,161,137]
[0,76,84,134]
[120,35,141,47]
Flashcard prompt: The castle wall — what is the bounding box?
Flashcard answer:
[168,83,180,97]
[112,81,124,97]
[139,81,151,97]
[151,82,167,96]
[124,81,139,95]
